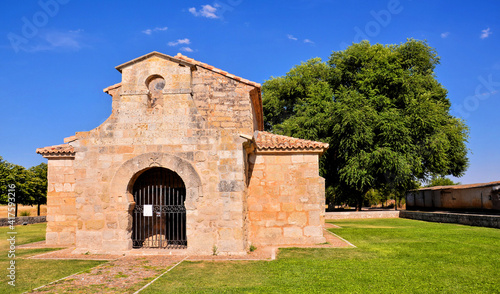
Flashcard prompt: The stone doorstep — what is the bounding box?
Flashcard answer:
[124,248,246,257]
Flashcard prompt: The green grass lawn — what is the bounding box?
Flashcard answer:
[0,223,105,294]
[143,218,500,293]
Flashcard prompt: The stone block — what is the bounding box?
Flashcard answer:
[45,232,59,245]
[291,155,304,163]
[59,231,75,245]
[76,231,102,249]
[85,220,104,230]
[249,204,263,212]
[117,145,134,154]
[288,212,307,226]
[282,203,295,212]
[283,227,303,238]
[304,226,323,237]
[308,210,321,226]
[102,230,116,241]
[257,227,282,240]
[263,202,280,212]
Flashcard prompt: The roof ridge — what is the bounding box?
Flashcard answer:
[175,53,261,88]
[254,131,329,152]
[418,180,500,191]
[36,143,75,156]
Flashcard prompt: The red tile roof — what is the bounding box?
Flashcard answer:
[36,144,75,156]
[418,180,500,191]
[254,131,329,153]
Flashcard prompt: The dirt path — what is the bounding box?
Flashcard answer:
[27,255,185,294]
[23,228,352,293]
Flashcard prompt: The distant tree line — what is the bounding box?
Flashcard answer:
[0,156,47,216]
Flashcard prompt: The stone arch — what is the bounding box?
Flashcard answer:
[110,152,203,212]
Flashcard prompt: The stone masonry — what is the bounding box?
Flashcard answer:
[37,52,328,255]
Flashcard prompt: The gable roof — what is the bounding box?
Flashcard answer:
[36,143,75,157]
[254,131,329,153]
[114,51,261,88]
[417,180,500,191]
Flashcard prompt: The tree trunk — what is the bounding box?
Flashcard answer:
[356,196,362,211]
[15,202,18,217]
[38,203,41,216]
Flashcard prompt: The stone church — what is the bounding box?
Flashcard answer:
[37,52,329,255]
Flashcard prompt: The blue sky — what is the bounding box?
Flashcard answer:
[0,0,499,184]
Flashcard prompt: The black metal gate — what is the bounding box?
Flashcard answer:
[131,167,187,249]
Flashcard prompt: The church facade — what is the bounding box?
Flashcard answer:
[37,52,328,255]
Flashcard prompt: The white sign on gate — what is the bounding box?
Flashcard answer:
[144,205,153,217]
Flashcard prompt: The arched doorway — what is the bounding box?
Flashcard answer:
[131,167,187,249]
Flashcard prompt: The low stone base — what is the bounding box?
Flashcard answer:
[400,210,500,229]
[0,216,47,227]
[325,210,400,220]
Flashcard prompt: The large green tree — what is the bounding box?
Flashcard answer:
[263,40,469,210]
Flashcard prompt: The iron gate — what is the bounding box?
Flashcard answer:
[132,167,187,249]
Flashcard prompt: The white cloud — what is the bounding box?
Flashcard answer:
[189,4,219,19]
[180,47,193,52]
[287,34,298,41]
[21,29,84,52]
[441,32,450,38]
[480,27,492,39]
[168,38,191,47]
[142,27,168,35]
[304,39,315,44]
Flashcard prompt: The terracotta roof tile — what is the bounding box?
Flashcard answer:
[418,180,500,191]
[254,131,329,152]
[36,144,75,156]
[175,53,261,88]
[103,82,122,93]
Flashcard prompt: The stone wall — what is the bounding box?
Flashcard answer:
[39,52,329,255]
[400,210,500,229]
[68,54,257,254]
[0,216,46,227]
[45,157,76,246]
[247,153,326,246]
[325,210,400,219]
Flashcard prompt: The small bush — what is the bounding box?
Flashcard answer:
[249,244,257,252]
[20,211,31,216]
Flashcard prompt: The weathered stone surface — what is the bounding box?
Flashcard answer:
[39,52,327,254]
[247,152,326,246]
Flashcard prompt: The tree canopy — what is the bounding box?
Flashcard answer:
[425,176,460,187]
[263,39,469,210]
[0,156,47,216]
